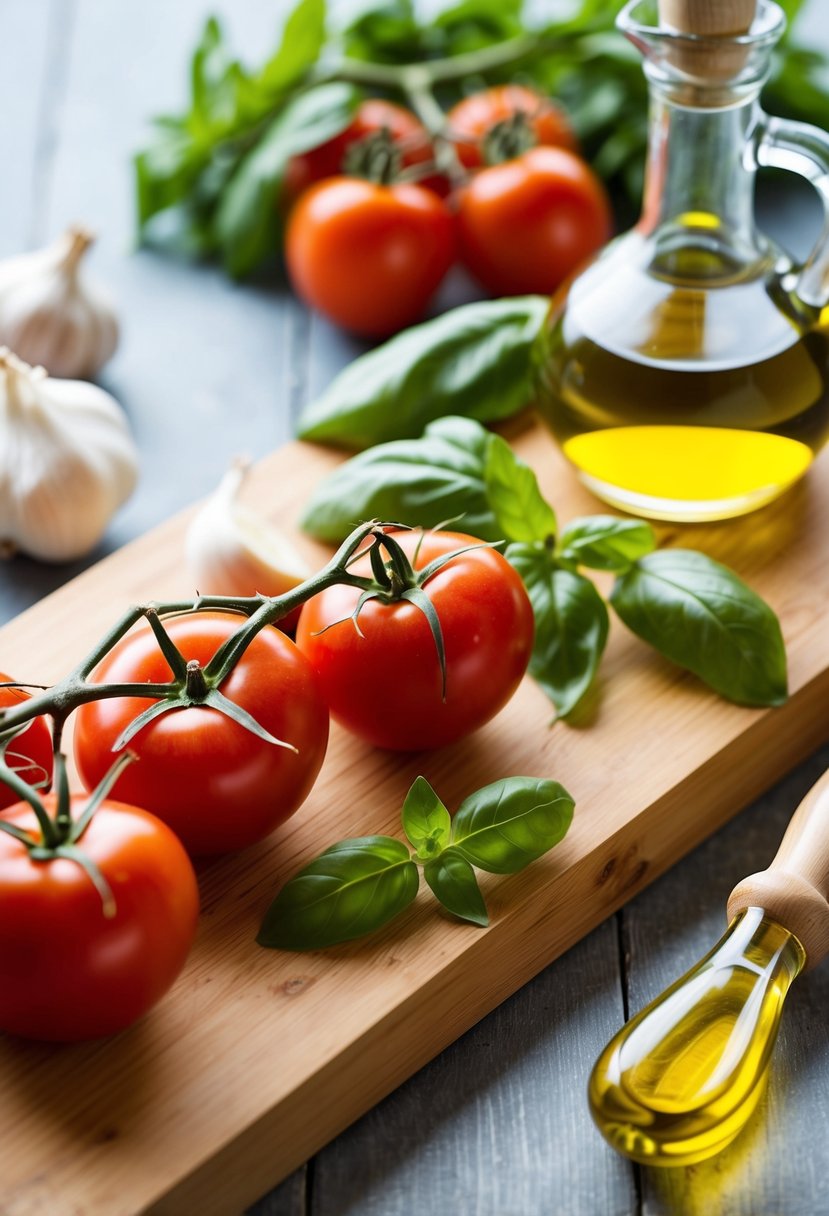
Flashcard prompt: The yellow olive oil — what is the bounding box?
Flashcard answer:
[536,236,829,520]
[588,909,805,1166]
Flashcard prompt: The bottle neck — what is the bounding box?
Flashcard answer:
[639,85,765,279]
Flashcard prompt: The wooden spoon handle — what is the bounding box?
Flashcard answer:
[728,770,829,969]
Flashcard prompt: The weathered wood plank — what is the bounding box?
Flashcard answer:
[1,0,310,622]
[306,917,636,1216]
[622,746,829,1216]
[246,1170,306,1216]
[0,0,56,256]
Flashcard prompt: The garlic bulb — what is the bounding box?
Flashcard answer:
[186,461,311,600]
[0,348,138,562]
[0,227,119,379]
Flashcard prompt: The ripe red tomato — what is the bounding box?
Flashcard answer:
[286,179,456,337]
[0,678,52,810]
[285,99,441,200]
[456,146,612,296]
[0,796,198,1041]
[73,612,329,856]
[295,531,534,750]
[447,85,578,169]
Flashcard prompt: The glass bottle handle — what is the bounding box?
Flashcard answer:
[757,114,829,310]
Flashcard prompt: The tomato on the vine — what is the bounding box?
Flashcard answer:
[447,85,578,169]
[0,795,198,1041]
[285,99,442,201]
[295,531,534,750]
[0,677,52,810]
[73,612,329,856]
[286,179,455,337]
[456,146,612,296]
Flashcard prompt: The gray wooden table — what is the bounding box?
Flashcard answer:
[2,3,829,1213]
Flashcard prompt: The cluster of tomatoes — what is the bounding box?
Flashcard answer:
[0,531,533,1041]
[284,86,612,337]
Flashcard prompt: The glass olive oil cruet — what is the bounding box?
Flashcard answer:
[536,0,829,520]
[590,767,829,1165]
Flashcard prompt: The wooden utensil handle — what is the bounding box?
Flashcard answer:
[728,770,829,969]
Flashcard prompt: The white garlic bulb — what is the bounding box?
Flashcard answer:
[186,460,311,600]
[0,227,119,379]
[0,348,138,562]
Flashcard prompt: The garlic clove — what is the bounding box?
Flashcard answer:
[0,227,119,380]
[185,461,311,603]
[0,347,138,562]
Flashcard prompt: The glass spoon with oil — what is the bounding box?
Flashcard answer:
[589,769,829,1166]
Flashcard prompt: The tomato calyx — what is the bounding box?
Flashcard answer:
[343,128,404,185]
[109,611,301,754]
[321,528,497,699]
[480,111,538,166]
[341,127,444,190]
[0,751,135,916]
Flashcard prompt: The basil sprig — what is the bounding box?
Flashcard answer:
[297,297,548,450]
[258,774,574,950]
[301,416,788,717]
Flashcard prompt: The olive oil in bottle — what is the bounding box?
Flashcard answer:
[536,235,829,520]
[536,0,829,521]
[588,909,804,1165]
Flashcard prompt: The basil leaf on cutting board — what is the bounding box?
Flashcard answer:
[424,850,489,927]
[257,835,419,950]
[451,777,575,874]
[259,774,576,950]
[610,549,788,707]
[301,416,499,543]
[559,515,656,573]
[484,433,557,545]
[402,775,452,857]
[508,545,609,718]
[296,296,548,449]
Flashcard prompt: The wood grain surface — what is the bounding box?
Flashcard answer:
[1,418,829,1216]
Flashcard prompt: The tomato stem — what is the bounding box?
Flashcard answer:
[184,660,209,700]
[0,521,466,765]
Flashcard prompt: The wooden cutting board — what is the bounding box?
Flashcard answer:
[1,418,828,1216]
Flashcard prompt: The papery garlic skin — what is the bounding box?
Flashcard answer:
[0,349,138,562]
[0,227,119,379]
[186,461,311,599]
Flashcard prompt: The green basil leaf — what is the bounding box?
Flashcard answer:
[452,777,574,874]
[484,433,557,545]
[301,416,500,543]
[190,17,237,135]
[216,82,360,277]
[610,549,788,707]
[559,515,656,573]
[259,0,327,94]
[508,544,609,717]
[134,120,202,227]
[296,296,548,449]
[341,0,424,63]
[257,835,419,950]
[424,849,488,927]
[402,775,452,856]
